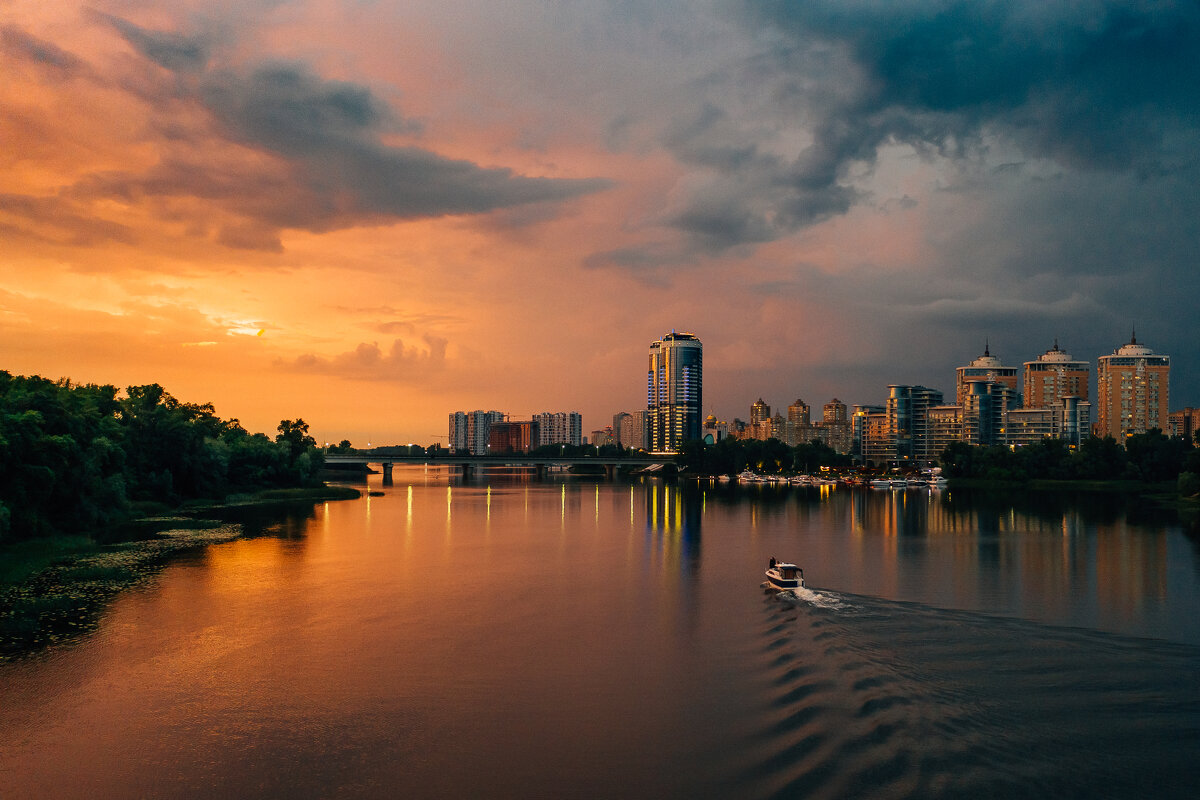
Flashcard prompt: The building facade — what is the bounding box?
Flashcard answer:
[647,331,703,453]
[956,345,1019,406]
[532,412,583,447]
[1006,397,1091,448]
[612,412,636,449]
[887,385,945,465]
[820,399,851,453]
[852,404,886,461]
[488,421,538,454]
[1169,408,1200,442]
[448,410,506,455]
[1096,334,1170,440]
[1024,341,1090,409]
[786,398,811,446]
[962,380,1017,446]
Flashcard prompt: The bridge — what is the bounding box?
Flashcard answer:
[323,453,677,483]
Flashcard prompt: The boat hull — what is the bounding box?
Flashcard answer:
[765,563,805,590]
[766,575,803,590]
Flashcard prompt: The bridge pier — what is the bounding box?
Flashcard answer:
[535,463,547,479]
[605,463,616,480]
[381,462,393,486]
[459,462,473,479]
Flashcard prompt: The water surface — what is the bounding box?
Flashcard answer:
[1,471,1198,798]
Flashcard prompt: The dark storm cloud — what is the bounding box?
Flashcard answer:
[93,11,211,72]
[664,0,1200,252]
[1,25,86,76]
[10,16,611,253]
[198,64,610,223]
[752,0,1200,169]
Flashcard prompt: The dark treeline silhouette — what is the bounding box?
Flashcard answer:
[677,436,852,476]
[0,372,325,541]
[940,430,1200,489]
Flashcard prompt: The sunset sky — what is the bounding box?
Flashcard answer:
[3,0,1198,445]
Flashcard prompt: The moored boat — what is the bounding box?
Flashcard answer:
[765,557,805,590]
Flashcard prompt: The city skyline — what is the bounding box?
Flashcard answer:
[3,1,1199,444]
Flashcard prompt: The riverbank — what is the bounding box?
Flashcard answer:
[0,485,361,660]
[947,477,1176,493]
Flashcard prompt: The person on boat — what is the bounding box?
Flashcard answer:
[769,557,776,568]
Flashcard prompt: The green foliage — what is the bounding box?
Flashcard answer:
[939,430,1196,484]
[0,371,325,541]
[676,436,852,475]
[1178,472,1200,498]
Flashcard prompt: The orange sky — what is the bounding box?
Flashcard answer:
[3,1,1197,444]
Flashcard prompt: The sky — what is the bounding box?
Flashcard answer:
[2,0,1198,445]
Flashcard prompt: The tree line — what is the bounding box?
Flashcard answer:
[0,372,324,541]
[676,436,853,476]
[940,430,1200,489]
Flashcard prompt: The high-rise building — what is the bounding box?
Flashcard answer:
[823,399,847,425]
[488,421,537,454]
[632,410,649,450]
[887,385,945,464]
[613,412,636,449]
[1006,397,1091,448]
[852,404,885,461]
[750,398,771,426]
[962,380,1016,446]
[928,404,964,458]
[1024,341,1090,409]
[956,344,1019,406]
[448,410,506,454]
[532,412,583,447]
[820,399,851,454]
[1169,408,1200,442]
[1096,333,1170,440]
[785,398,810,446]
[647,331,703,453]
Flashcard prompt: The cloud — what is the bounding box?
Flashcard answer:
[98,11,211,72]
[2,16,612,255]
[282,336,449,381]
[1,25,87,77]
[651,0,1200,252]
[0,193,136,246]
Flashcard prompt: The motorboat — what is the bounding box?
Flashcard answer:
[765,558,805,590]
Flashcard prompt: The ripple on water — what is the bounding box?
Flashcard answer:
[736,589,1200,800]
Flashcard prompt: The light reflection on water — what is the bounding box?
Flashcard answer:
[0,470,1198,799]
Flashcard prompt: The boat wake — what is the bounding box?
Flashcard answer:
[765,584,849,611]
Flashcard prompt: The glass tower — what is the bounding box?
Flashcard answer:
[647,331,703,453]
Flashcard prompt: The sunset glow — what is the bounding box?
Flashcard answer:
[4,1,1197,444]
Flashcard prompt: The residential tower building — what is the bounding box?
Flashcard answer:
[647,331,703,453]
[1096,334,1170,440]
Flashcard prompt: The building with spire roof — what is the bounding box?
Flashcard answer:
[1023,340,1089,409]
[955,342,1019,406]
[1096,331,1170,441]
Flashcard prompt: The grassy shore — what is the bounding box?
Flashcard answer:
[0,485,360,661]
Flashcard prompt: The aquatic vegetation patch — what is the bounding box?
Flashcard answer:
[0,525,244,660]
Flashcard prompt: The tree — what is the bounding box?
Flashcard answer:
[276,419,316,462]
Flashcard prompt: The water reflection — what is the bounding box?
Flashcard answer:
[642,481,702,578]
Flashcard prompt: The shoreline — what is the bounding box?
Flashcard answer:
[0,485,361,661]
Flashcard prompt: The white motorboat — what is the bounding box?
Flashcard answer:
[765,558,805,590]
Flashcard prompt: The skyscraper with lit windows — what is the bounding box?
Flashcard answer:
[647,331,703,453]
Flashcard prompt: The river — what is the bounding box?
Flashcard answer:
[2,469,1199,798]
